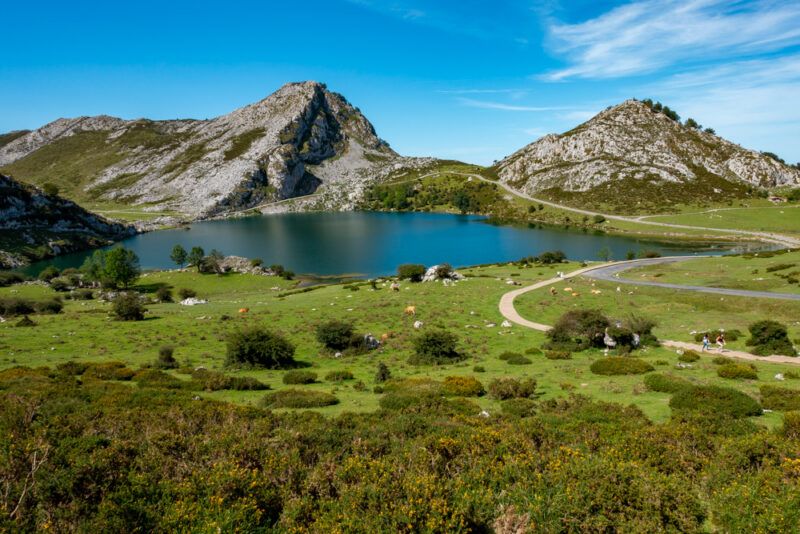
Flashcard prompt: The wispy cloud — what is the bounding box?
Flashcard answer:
[437,88,525,95]
[542,0,800,81]
[458,97,568,111]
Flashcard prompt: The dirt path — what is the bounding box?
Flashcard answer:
[498,257,800,366]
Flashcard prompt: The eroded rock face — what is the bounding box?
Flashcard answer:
[0,81,415,217]
[493,99,800,202]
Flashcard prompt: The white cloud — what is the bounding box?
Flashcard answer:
[543,0,800,80]
[437,88,525,95]
[458,97,568,111]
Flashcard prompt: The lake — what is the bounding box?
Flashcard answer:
[23,211,761,278]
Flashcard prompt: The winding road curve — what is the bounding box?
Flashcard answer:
[498,256,800,365]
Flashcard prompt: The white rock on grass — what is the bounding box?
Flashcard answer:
[180,297,209,306]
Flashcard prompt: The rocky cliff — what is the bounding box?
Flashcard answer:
[0,82,428,217]
[491,99,800,213]
[0,174,135,268]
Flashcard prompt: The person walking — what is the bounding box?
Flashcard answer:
[702,333,710,351]
[716,332,726,352]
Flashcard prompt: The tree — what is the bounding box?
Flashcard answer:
[80,250,106,283]
[316,320,355,351]
[704,127,716,135]
[453,191,471,214]
[170,245,187,268]
[209,249,225,260]
[187,246,205,271]
[112,293,145,321]
[397,264,426,281]
[685,118,700,129]
[103,247,140,289]
[225,327,296,369]
[595,247,613,261]
[626,250,636,261]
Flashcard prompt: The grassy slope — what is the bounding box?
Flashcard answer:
[640,204,800,238]
[2,262,797,428]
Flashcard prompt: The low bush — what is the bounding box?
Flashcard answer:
[678,350,700,363]
[375,362,391,383]
[154,346,178,370]
[155,286,172,302]
[785,370,800,379]
[325,370,354,382]
[643,373,692,393]
[50,279,70,292]
[442,376,484,397]
[712,356,734,365]
[397,263,426,282]
[760,384,800,411]
[669,385,762,418]
[262,389,338,409]
[501,398,537,418]
[0,297,35,316]
[546,309,609,351]
[72,288,94,300]
[191,369,234,391]
[225,327,296,369]
[38,265,60,282]
[379,390,444,412]
[315,320,355,351]
[524,347,542,355]
[507,354,532,365]
[782,411,800,438]
[498,351,520,361]
[34,298,63,314]
[590,357,654,376]
[228,376,269,391]
[282,370,317,385]
[177,288,196,300]
[544,350,571,360]
[83,361,136,381]
[15,316,36,327]
[717,363,758,380]
[694,329,741,343]
[488,378,536,400]
[0,271,26,286]
[409,330,464,365]
[111,294,145,321]
[746,320,796,356]
[133,369,183,389]
[56,361,90,375]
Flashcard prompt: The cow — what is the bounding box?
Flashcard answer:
[404,306,416,315]
[390,283,400,292]
[238,308,249,314]
[549,287,558,296]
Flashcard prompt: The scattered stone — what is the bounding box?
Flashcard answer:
[776,374,785,381]
[486,323,496,328]
[478,410,490,418]
[413,320,424,329]
[501,320,512,328]
[180,297,208,306]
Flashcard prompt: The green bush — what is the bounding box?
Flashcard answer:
[498,351,520,361]
[282,370,317,385]
[678,350,700,363]
[56,361,90,375]
[746,320,796,356]
[155,286,173,302]
[38,265,60,282]
[325,370,354,382]
[154,346,178,370]
[50,278,70,292]
[191,369,233,391]
[488,377,537,400]
[546,309,609,351]
[472,365,486,373]
[315,320,355,350]
[375,362,391,383]
[0,297,34,316]
[643,373,692,393]
[33,298,63,315]
[524,347,542,355]
[717,363,758,380]
[0,271,26,287]
[228,376,269,391]
[712,356,734,365]
[759,385,800,411]
[72,288,94,300]
[544,350,572,360]
[781,411,800,438]
[442,376,484,397]
[225,327,296,369]
[133,369,183,389]
[694,329,741,343]
[507,354,532,365]
[111,294,145,321]
[669,385,762,418]
[83,361,136,381]
[409,330,463,365]
[177,287,196,300]
[397,264,426,282]
[15,316,36,327]
[262,389,338,409]
[590,357,654,376]
[501,398,537,418]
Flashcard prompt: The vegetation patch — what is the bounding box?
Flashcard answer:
[409,330,464,365]
[225,327,297,369]
[262,388,338,409]
[746,320,796,356]
[223,128,266,161]
[643,373,692,393]
[282,370,317,385]
[760,384,800,411]
[669,385,762,418]
[487,378,537,400]
[590,357,654,376]
[717,363,758,380]
[442,376,485,397]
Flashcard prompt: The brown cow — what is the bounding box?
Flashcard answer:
[238,308,249,314]
[404,306,416,315]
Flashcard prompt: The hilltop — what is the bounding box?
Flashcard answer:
[490,99,800,214]
[0,82,431,218]
[0,173,134,268]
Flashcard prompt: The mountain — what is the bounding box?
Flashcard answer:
[491,99,800,213]
[0,82,430,218]
[0,173,135,268]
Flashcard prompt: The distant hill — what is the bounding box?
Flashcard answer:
[490,99,800,214]
[0,173,134,268]
[0,81,430,218]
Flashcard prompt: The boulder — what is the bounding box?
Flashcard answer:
[180,297,209,306]
[364,334,380,350]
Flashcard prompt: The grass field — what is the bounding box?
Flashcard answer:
[641,204,800,237]
[2,260,798,428]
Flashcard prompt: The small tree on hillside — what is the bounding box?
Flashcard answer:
[170,244,188,268]
[42,182,60,196]
[225,327,297,369]
[187,246,205,271]
[595,247,613,261]
[103,247,140,289]
[316,320,355,351]
[80,250,106,283]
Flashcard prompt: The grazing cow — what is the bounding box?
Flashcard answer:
[238,308,249,314]
[404,306,416,315]
[591,289,602,295]
[572,292,580,297]
[563,287,573,292]
[390,283,400,292]
[549,287,558,296]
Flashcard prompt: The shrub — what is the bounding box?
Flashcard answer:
[590,357,654,376]
[379,390,444,412]
[488,378,537,400]
[397,264,426,282]
[375,362,391,383]
[507,354,532,365]
[262,389,338,408]
[56,361,90,375]
[315,320,355,351]
[434,263,453,279]
[409,330,464,365]
[781,411,800,438]
[50,278,70,292]
[712,356,734,365]
[537,250,566,264]
[524,347,542,355]
[325,370,354,382]
[250,258,263,267]
[155,286,172,302]
[606,325,635,349]
[191,369,233,391]
[228,376,269,391]
[133,369,183,389]
[282,370,317,385]
[177,288,196,300]
[38,265,60,282]
[34,298,63,315]
[225,327,296,369]
[694,329,740,343]
[547,309,609,351]
[0,272,26,287]
[669,385,762,418]
[442,376,484,397]
[0,297,35,316]
[643,373,692,393]
[73,288,94,300]
[111,294,145,321]
[717,363,758,380]
[154,346,178,370]
[785,370,800,379]
[678,350,700,363]
[84,361,136,381]
[759,384,800,411]
[746,320,796,356]
[473,365,486,373]
[544,350,572,360]
[498,351,520,361]
[15,316,36,327]
[501,398,537,418]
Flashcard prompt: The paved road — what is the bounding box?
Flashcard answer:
[497,256,800,365]
[582,256,800,301]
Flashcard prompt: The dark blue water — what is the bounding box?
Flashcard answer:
[22,211,753,277]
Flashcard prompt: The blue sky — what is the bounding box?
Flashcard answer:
[2,0,799,166]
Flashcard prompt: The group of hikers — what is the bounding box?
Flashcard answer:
[701,332,726,352]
